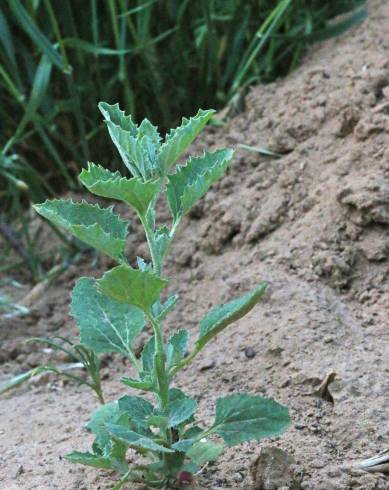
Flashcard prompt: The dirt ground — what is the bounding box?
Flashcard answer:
[1,1,388,488]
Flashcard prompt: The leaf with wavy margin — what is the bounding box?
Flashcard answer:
[166,149,233,221]
[80,162,160,216]
[71,278,145,357]
[34,199,128,261]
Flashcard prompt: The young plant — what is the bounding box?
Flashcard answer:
[0,336,104,403]
[29,336,105,404]
[35,103,290,489]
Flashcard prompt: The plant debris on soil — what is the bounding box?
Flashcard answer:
[1,1,388,488]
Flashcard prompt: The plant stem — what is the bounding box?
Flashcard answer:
[139,214,162,276]
[140,203,174,464]
[111,469,141,490]
[170,344,201,376]
[149,316,169,413]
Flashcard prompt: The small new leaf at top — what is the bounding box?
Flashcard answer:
[99,102,216,180]
[99,102,161,181]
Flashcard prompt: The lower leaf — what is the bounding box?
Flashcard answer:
[106,423,174,453]
[64,451,113,469]
[212,394,290,446]
[187,440,224,466]
[168,397,197,428]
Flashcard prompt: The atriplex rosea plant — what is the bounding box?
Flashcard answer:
[35,103,290,489]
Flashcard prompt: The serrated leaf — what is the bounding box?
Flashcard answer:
[168,330,188,356]
[187,441,224,465]
[212,394,290,446]
[106,423,174,453]
[99,102,138,134]
[138,118,161,145]
[99,102,160,180]
[159,109,215,173]
[97,265,168,314]
[71,278,145,357]
[87,402,121,449]
[154,225,171,260]
[118,395,154,429]
[196,283,267,350]
[98,102,140,178]
[166,329,189,370]
[34,199,128,261]
[120,376,154,392]
[137,256,152,271]
[168,397,197,427]
[141,336,156,374]
[80,162,160,216]
[66,437,128,472]
[152,294,178,321]
[166,148,233,222]
[64,451,113,469]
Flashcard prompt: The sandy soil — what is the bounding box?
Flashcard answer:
[1,1,388,488]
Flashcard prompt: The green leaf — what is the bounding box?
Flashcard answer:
[166,329,189,370]
[183,426,203,439]
[154,225,171,261]
[166,148,233,222]
[172,439,194,453]
[0,366,59,395]
[137,257,152,271]
[99,102,137,133]
[120,376,154,392]
[118,395,154,429]
[168,397,197,427]
[97,265,168,314]
[187,441,224,465]
[212,394,290,446]
[147,415,168,431]
[80,162,160,217]
[65,438,127,473]
[152,294,178,321]
[168,330,188,356]
[64,451,113,469]
[305,7,368,43]
[99,102,161,180]
[71,278,145,357]
[141,336,156,374]
[34,199,128,261]
[87,402,121,448]
[196,283,267,350]
[106,423,174,453]
[159,109,215,173]
[168,387,188,403]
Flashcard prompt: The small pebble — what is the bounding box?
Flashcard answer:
[199,359,215,371]
[244,347,256,359]
[14,465,24,478]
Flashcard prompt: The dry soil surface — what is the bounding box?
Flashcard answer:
[1,1,388,489]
